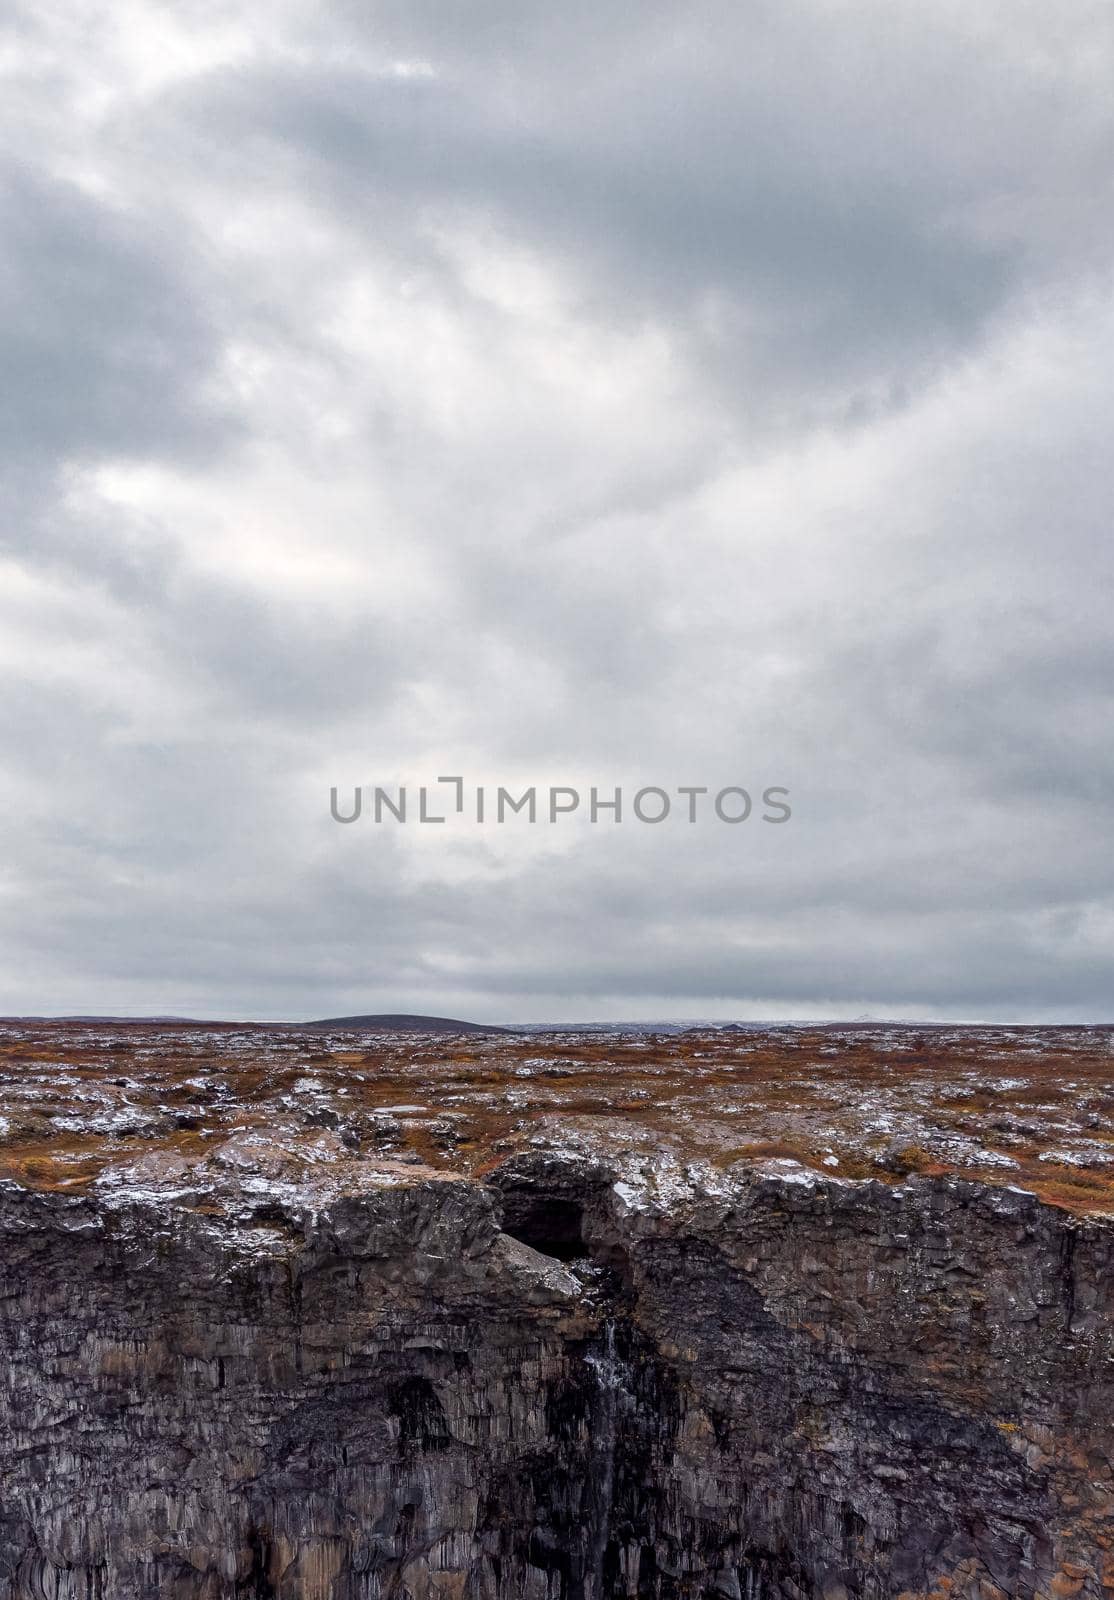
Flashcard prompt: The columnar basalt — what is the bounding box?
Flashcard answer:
[0,1023,1110,1598]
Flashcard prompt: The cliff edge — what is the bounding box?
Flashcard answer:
[0,1022,1110,1599]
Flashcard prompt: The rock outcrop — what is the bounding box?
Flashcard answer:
[0,1022,1110,1598]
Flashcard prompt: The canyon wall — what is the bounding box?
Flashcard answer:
[0,1149,1110,1600]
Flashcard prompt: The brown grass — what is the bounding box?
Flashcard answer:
[0,1020,1112,1214]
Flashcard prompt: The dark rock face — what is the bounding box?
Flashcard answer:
[0,1152,1110,1600]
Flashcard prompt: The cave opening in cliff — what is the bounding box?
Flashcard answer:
[388,1375,453,1452]
[498,1190,589,1260]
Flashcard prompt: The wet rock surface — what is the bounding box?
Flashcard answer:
[0,1023,1111,1598]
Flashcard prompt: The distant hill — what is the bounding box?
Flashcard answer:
[304,1012,511,1035]
[0,1015,210,1024]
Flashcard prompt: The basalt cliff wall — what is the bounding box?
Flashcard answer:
[0,1148,1110,1600]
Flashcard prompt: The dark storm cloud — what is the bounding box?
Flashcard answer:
[191,52,1010,427]
[0,165,232,477]
[276,3,1111,397]
[1,0,1113,1019]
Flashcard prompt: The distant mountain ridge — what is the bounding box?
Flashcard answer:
[304,1012,511,1034]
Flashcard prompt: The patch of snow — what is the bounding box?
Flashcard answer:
[1038,1147,1114,1167]
[757,1159,820,1186]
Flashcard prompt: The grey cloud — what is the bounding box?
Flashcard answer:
[213,1,1111,413]
[1,1,1113,1020]
[188,58,1011,428]
[0,166,233,478]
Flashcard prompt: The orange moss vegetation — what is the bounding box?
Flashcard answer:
[0,1020,1112,1214]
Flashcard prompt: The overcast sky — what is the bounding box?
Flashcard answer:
[2,1,1112,1022]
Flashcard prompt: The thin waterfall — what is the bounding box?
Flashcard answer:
[583,1318,633,1600]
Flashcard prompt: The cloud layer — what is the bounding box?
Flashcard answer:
[2,0,1113,1020]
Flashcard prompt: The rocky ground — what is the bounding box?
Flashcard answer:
[0,1021,1110,1599]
